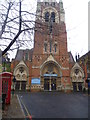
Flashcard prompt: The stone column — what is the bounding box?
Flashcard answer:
[19,74,22,90]
[19,81,22,90]
[41,77,44,91]
[49,77,51,91]
[76,83,79,91]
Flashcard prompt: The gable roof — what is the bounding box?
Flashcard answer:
[68,52,75,63]
[77,51,90,63]
[15,48,33,61]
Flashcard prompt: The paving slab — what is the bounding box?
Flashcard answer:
[2,94,25,119]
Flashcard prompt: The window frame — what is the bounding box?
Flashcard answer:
[51,12,55,22]
[45,12,50,22]
[44,42,47,52]
[54,44,57,53]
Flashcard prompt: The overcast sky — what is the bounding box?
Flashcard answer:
[5,0,89,60]
[62,0,89,59]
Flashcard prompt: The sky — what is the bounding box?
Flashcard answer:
[88,1,90,51]
[1,0,89,60]
[62,0,89,59]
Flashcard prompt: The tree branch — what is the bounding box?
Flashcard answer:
[2,31,22,56]
[0,2,13,39]
[2,1,22,56]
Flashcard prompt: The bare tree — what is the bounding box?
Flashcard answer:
[0,0,38,56]
[0,0,66,57]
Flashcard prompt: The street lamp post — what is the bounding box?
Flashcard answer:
[3,57,6,72]
[12,76,16,95]
[86,77,90,95]
[49,76,51,91]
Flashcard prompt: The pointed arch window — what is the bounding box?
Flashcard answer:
[51,12,55,22]
[44,43,47,52]
[25,53,28,60]
[19,67,24,73]
[45,2,47,5]
[52,2,55,7]
[45,12,49,22]
[74,69,79,75]
[54,44,57,53]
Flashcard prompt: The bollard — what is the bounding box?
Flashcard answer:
[2,94,6,110]
[11,89,14,97]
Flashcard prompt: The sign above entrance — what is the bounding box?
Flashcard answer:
[31,78,40,84]
[43,74,57,77]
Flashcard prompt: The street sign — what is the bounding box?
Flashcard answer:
[44,74,57,77]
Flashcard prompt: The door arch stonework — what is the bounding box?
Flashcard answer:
[40,60,62,91]
[71,63,84,92]
[13,60,29,90]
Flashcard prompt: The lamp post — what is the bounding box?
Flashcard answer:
[3,53,9,72]
[12,76,16,95]
[86,77,90,95]
[3,57,6,72]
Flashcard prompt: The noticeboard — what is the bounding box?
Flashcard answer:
[31,78,40,84]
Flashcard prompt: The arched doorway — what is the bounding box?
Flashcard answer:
[41,62,61,91]
[71,63,84,92]
[14,61,29,91]
[43,73,57,91]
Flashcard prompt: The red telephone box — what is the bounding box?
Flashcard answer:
[0,75,2,97]
[0,72,12,104]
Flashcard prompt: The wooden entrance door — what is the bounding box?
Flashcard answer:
[21,81,26,91]
[15,81,20,90]
[44,79,49,90]
[73,82,77,92]
[78,83,82,92]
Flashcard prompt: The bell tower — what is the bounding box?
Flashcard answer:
[33,0,67,55]
[31,0,71,91]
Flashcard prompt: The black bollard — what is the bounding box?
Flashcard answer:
[2,94,6,110]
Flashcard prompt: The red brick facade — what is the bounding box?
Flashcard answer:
[11,0,87,92]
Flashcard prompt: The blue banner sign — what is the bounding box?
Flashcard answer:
[44,74,57,77]
[31,78,40,84]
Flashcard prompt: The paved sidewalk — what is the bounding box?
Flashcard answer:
[2,94,25,119]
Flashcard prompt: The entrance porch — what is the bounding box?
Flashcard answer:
[15,81,27,91]
[44,78,56,91]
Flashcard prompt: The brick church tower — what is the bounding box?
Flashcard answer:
[31,0,71,91]
[11,0,86,92]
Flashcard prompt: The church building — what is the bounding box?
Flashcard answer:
[11,0,87,92]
